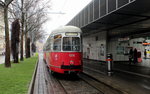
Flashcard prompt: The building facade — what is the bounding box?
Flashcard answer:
[0,5,5,54]
[67,0,150,67]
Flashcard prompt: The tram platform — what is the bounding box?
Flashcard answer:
[33,55,50,94]
[83,59,150,78]
[83,59,150,94]
[114,61,150,78]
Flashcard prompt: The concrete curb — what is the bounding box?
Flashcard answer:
[28,59,39,94]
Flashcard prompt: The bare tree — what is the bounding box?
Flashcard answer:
[9,0,51,59]
[6,0,24,61]
[0,0,14,67]
[23,0,50,58]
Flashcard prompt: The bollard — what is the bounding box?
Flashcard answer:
[106,53,113,76]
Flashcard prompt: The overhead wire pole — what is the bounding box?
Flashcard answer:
[56,0,67,20]
[45,11,65,14]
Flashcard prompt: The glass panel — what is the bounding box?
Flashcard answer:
[63,37,80,51]
[100,0,106,17]
[89,2,94,22]
[85,7,88,24]
[53,35,62,51]
[108,0,116,13]
[118,0,129,8]
[80,12,83,27]
[72,37,80,51]
[79,13,81,27]
[45,37,51,51]
[94,0,100,20]
[63,37,72,51]
[77,15,79,27]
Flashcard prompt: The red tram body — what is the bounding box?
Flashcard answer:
[43,26,82,74]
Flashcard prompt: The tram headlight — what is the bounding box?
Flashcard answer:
[70,60,74,65]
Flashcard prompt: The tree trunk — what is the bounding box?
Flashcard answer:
[11,19,20,63]
[15,43,19,63]
[32,43,36,52]
[27,38,31,58]
[20,0,24,61]
[25,37,31,58]
[25,34,28,58]
[4,7,11,67]
[20,31,24,61]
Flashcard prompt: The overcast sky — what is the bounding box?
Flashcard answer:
[44,0,92,34]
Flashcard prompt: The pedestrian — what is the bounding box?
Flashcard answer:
[133,48,138,64]
[144,49,147,59]
[137,51,142,63]
[129,48,133,65]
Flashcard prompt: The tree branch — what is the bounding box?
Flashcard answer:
[6,0,14,6]
[0,0,5,7]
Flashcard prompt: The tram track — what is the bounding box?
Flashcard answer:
[79,72,125,94]
[50,72,102,94]
[56,78,68,94]
[47,70,124,94]
[46,69,103,94]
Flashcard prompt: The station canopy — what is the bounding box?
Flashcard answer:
[79,0,150,37]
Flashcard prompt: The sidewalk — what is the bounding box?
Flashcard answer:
[33,54,66,94]
[0,55,5,64]
[83,59,150,94]
[0,55,14,64]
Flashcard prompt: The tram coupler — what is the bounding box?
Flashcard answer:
[106,53,113,76]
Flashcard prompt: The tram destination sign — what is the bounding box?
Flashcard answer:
[65,32,78,36]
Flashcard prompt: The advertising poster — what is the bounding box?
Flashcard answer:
[100,44,104,56]
[116,46,124,55]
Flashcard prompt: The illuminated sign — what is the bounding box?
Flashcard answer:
[118,37,130,41]
[65,32,78,36]
[142,43,150,45]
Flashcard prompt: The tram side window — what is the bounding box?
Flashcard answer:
[53,35,62,51]
[43,45,46,51]
[45,38,51,51]
[46,43,50,51]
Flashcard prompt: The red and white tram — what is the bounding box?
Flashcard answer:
[43,26,82,74]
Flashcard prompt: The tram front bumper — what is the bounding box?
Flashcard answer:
[61,65,82,69]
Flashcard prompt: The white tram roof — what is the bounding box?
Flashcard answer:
[50,26,82,35]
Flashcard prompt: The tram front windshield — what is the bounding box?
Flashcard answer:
[63,37,80,51]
